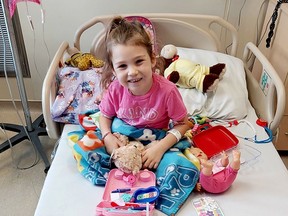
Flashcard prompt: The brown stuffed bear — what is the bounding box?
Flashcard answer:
[111,133,158,175]
[161,44,226,93]
[65,52,104,70]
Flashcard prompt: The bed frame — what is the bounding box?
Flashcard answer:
[42,13,285,141]
[38,13,288,216]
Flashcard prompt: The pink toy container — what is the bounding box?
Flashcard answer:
[96,169,157,216]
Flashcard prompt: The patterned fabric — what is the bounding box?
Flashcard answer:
[69,117,199,216]
[51,67,102,124]
[155,151,199,215]
[70,130,110,186]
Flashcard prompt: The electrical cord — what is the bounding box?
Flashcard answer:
[225,0,268,55]
[211,119,273,144]
[244,0,270,63]
[25,0,51,82]
[224,0,247,54]
[220,0,231,49]
[266,0,288,48]
[237,0,247,31]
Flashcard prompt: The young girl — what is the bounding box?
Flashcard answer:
[99,16,190,170]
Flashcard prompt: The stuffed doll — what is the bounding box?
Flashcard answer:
[65,50,104,70]
[161,44,226,93]
[111,133,158,175]
[184,147,241,193]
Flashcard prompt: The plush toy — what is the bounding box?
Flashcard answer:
[111,133,144,175]
[65,52,104,70]
[111,133,158,175]
[161,44,226,92]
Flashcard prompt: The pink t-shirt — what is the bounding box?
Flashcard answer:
[99,74,187,129]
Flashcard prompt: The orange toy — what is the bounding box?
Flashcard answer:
[77,130,104,151]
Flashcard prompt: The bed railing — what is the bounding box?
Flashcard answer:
[42,41,69,139]
[243,42,286,137]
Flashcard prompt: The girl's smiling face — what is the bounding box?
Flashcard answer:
[111,44,156,96]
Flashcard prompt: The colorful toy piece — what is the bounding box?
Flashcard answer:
[77,130,104,151]
[78,114,98,131]
[132,186,160,203]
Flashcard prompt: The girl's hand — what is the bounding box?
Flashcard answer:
[142,142,166,169]
[103,133,125,155]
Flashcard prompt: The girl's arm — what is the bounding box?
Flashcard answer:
[142,115,190,169]
[99,114,125,155]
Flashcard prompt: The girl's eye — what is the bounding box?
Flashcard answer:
[136,59,144,64]
[118,64,127,69]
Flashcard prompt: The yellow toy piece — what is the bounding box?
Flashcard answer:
[65,52,104,70]
[184,148,201,170]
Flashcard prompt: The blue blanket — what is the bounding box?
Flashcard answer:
[70,118,199,215]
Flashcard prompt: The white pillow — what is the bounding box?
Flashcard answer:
[176,47,249,120]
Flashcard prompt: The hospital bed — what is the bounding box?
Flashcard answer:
[36,14,288,216]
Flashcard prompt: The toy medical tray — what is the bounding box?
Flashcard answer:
[96,169,158,216]
[192,125,239,159]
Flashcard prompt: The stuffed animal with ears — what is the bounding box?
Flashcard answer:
[111,133,158,175]
[65,48,104,70]
[161,44,226,93]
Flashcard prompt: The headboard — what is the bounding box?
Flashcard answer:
[73,13,238,59]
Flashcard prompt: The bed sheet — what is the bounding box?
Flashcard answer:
[35,103,288,216]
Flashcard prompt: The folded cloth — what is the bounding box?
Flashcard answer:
[51,67,102,124]
[69,117,199,215]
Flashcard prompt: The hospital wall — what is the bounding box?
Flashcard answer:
[0,0,268,101]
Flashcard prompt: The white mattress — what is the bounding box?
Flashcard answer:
[35,106,288,216]
[35,49,288,215]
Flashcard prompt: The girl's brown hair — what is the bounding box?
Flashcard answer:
[100,16,165,90]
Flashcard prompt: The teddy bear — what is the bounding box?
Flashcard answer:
[111,133,158,175]
[160,44,226,93]
[65,51,104,70]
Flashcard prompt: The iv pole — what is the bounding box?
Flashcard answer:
[0,0,50,173]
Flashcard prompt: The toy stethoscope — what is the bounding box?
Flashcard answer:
[212,119,273,144]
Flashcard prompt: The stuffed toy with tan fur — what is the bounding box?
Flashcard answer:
[161,44,226,93]
[65,52,104,70]
[111,133,158,175]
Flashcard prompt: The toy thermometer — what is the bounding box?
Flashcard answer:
[133,186,160,203]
